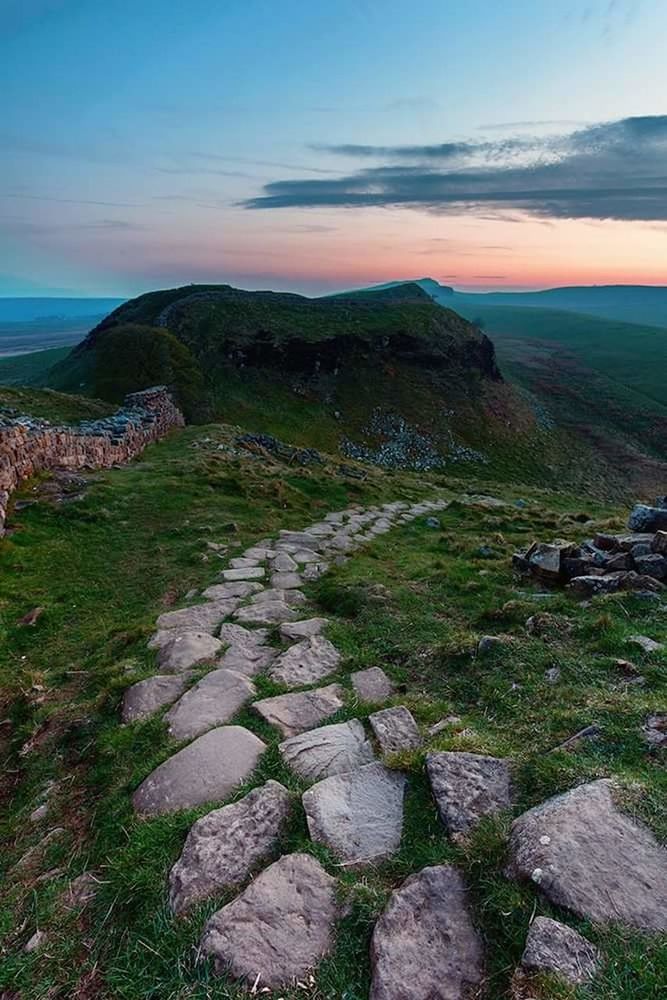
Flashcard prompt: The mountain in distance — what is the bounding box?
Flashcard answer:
[0,297,126,323]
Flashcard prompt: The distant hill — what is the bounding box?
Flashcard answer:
[0,297,125,323]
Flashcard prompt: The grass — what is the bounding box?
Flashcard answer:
[0,422,665,999]
[0,385,115,422]
[0,346,72,386]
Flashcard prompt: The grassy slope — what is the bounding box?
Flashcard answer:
[0,347,72,386]
[448,299,667,408]
[0,385,114,423]
[0,422,665,999]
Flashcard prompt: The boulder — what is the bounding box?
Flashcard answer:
[218,643,276,676]
[234,601,299,626]
[505,779,667,931]
[269,636,341,687]
[279,617,329,640]
[643,713,667,750]
[155,600,239,634]
[168,780,292,914]
[370,865,485,1000]
[132,726,265,816]
[253,684,345,737]
[629,634,665,654]
[280,719,374,782]
[427,752,512,837]
[273,551,298,572]
[652,531,667,555]
[351,666,394,702]
[520,916,601,986]
[528,542,573,580]
[164,668,255,741]
[200,853,337,989]
[249,587,307,606]
[303,762,406,866]
[634,553,667,579]
[157,632,221,672]
[221,567,265,581]
[202,581,263,600]
[270,571,303,590]
[122,674,192,723]
[369,706,422,753]
[628,504,667,533]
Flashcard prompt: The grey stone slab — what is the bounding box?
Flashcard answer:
[291,547,322,564]
[370,865,485,1000]
[303,762,406,866]
[521,916,601,986]
[156,600,240,634]
[506,779,667,932]
[279,617,329,640]
[273,551,298,572]
[243,546,275,560]
[249,587,307,606]
[229,557,260,569]
[203,582,263,600]
[278,530,326,550]
[280,719,374,782]
[169,780,292,915]
[218,644,277,676]
[270,571,303,590]
[133,726,265,817]
[165,669,256,741]
[201,853,337,989]
[253,684,345,738]
[221,567,265,581]
[351,667,395,702]
[218,623,269,647]
[269,636,341,687]
[370,707,422,753]
[157,632,222,672]
[122,674,192,723]
[234,601,299,626]
[427,751,512,837]
[302,562,330,582]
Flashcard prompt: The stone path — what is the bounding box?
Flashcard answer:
[120,494,667,992]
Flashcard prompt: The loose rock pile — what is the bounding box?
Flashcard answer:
[0,386,183,533]
[513,498,667,597]
[118,495,666,995]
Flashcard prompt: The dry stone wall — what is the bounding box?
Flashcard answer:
[0,386,184,533]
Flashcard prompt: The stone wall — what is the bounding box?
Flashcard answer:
[0,386,184,533]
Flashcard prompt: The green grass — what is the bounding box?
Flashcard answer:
[0,384,114,422]
[0,346,72,386]
[450,299,667,408]
[1,422,664,999]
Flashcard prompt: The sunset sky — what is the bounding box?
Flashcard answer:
[2,0,667,297]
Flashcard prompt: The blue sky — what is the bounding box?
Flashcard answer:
[2,0,667,296]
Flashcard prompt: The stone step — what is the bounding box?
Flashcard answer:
[252,684,345,738]
[164,668,256,741]
[268,636,341,687]
[279,719,374,782]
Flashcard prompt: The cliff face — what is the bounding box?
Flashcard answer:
[0,387,183,532]
[65,282,502,387]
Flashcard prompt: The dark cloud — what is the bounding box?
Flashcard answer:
[245,115,667,222]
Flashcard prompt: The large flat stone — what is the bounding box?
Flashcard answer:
[351,667,394,702]
[280,719,374,782]
[164,669,256,741]
[279,617,329,640]
[427,751,512,837]
[269,636,341,687]
[218,623,269,647]
[520,916,601,986]
[270,571,303,590]
[155,600,239,634]
[201,853,337,989]
[303,762,406,866]
[218,644,277,676]
[505,779,667,932]
[168,780,292,915]
[370,865,485,1000]
[278,530,326,550]
[157,632,221,672]
[249,587,307,606]
[370,707,422,753]
[122,674,192,723]
[253,684,345,737]
[234,601,299,626]
[221,567,265,581]
[133,726,265,817]
[202,582,263,600]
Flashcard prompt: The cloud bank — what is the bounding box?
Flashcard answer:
[244,116,667,221]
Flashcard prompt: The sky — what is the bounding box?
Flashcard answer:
[2,0,667,297]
